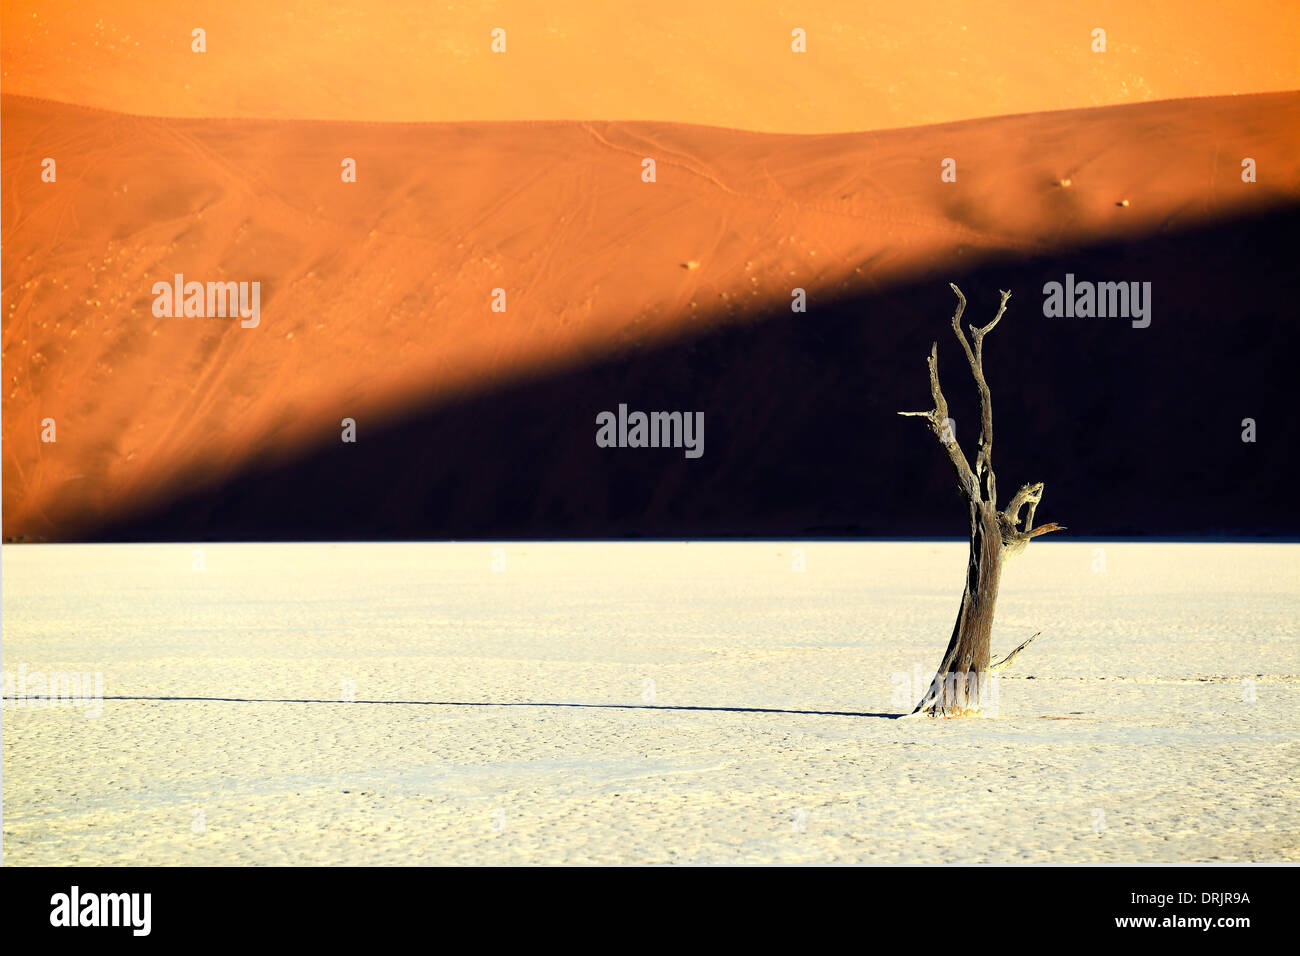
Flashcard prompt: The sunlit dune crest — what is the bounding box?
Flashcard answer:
[2,1,1298,131]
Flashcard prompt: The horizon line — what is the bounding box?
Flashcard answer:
[3,89,1298,138]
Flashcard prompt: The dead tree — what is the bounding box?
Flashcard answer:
[899,284,1063,717]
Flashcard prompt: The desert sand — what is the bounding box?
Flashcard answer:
[5,91,1299,540]
[6,2,1300,542]
[3,541,1297,865]
[3,1,1298,131]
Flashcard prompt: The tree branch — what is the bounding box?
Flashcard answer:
[990,632,1041,672]
[947,284,1010,507]
[898,342,978,500]
[1025,523,1065,539]
[1005,482,1044,532]
[999,483,1065,558]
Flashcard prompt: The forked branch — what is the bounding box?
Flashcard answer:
[947,284,1010,505]
[1005,481,1044,531]
[899,285,1011,506]
[1000,481,1066,558]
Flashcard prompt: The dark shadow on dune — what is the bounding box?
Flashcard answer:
[101,696,900,718]
[81,204,1300,541]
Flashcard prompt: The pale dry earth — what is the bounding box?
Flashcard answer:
[3,541,1296,864]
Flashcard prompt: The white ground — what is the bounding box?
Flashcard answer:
[2,541,1297,865]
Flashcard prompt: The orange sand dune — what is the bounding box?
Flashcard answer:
[3,91,1300,539]
[2,1,1299,132]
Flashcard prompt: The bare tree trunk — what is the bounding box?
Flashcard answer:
[900,285,1063,717]
[913,501,1002,716]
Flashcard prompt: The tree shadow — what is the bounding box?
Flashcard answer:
[101,696,902,719]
